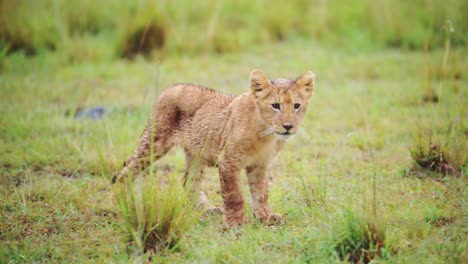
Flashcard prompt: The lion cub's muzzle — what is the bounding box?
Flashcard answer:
[275,123,297,138]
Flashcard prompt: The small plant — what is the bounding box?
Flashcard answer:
[410,141,455,175]
[115,171,199,254]
[329,210,395,263]
[409,122,466,177]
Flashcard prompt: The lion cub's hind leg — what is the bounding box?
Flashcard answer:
[198,191,224,215]
[183,153,223,215]
[113,106,180,183]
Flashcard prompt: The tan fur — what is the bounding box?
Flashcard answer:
[114,70,315,227]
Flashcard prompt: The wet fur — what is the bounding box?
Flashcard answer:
[114,70,315,227]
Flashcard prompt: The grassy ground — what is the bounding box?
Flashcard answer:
[0,38,467,263]
[2,0,467,58]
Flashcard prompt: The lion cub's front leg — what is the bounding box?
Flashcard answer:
[219,161,247,227]
[246,165,284,226]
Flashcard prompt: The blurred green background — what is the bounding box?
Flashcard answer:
[1,0,467,61]
[1,1,467,262]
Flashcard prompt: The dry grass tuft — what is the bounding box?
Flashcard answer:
[330,211,396,263]
[409,123,466,177]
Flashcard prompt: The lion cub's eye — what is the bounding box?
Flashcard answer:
[294,103,301,110]
[271,103,281,110]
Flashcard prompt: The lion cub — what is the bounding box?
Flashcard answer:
[114,70,315,227]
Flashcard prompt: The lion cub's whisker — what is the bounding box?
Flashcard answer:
[260,128,275,137]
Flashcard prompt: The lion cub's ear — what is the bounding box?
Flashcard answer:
[295,71,315,98]
[250,69,271,99]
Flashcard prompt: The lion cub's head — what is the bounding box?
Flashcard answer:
[249,70,315,139]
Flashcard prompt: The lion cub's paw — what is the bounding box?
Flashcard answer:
[266,213,284,226]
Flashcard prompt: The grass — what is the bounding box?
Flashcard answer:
[116,170,199,255]
[1,31,467,263]
[409,121,466,177]
[1,0,467,60]
[408,29,467,178]
[328,210,395,263]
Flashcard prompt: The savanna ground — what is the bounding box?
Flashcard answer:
[1,1,467,263]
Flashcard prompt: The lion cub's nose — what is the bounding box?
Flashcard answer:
[282,124,293,131]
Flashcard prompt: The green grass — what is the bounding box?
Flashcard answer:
[1,0,467,60]
[1,35,467,263]
[409,120,466,177]
[328,210,395,263]
[116,169,199,255]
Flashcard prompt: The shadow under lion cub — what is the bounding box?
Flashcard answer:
[113,69,315,228]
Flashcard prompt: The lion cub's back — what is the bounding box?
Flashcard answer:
[157,83,232,114]
[158,84,236,159]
